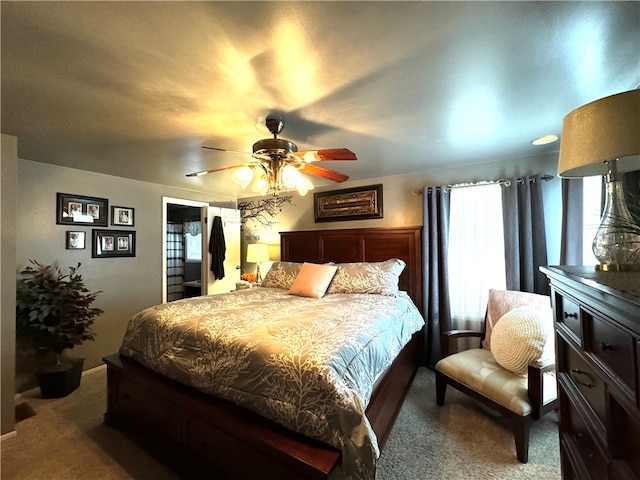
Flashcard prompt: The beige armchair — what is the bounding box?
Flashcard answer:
[435,289,557,463]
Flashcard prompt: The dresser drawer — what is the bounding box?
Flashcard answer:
[565,343,607,428]
[556,293,581,344]
[565,396,609,480]
[585,312,636,400]
[609,398,640,480]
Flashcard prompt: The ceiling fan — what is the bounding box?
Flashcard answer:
[187,117,357,196]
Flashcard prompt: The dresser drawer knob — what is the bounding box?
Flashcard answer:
[564,311,578,319]
[570,369,594,388]
[599,342,612,351]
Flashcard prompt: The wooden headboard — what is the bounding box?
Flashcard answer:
[280,226,423,312]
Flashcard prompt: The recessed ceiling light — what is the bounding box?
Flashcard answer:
[531,134,559,146]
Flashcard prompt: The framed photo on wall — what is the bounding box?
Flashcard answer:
[56,193,108,226]
[66,231,86,250]
[111,206,135,227]
[92,229,136,258]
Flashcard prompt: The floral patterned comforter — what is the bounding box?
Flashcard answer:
[119,287,424,480]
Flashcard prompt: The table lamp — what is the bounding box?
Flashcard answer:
[558,89,640,271]
[246,243,270,283]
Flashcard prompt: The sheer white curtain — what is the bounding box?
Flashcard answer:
[448,183,507,337]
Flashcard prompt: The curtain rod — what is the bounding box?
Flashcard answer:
[416,174,554,195]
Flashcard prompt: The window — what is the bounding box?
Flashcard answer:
[185,233,202,261]
[448,183,506,331]
[582,176,603,265]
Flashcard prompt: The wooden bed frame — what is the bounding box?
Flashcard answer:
[103,226,423,479]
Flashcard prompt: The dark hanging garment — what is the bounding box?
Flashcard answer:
[209,215,226,280]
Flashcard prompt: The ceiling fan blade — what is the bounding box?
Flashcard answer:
[201,145,255,155]
[186,164,247,177]
[292,148,357,162]
[300,163,349,183]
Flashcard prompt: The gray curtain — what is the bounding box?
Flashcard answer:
[560,178,584,265]
[501,175,549,295]
[422,185,451,366]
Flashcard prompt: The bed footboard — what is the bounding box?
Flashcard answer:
[103,332,420,480]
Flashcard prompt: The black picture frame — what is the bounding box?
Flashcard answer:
[111,206,135,227]
[314,184,384,223]
[92,229,136,258]
[66,231,86,250]
[56,193,108,226]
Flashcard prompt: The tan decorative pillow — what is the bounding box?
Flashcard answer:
[326,258,406,296]
[490,307,554,376]
[260,262,303,290]
[288,263,338,298]
[483,289,551,350]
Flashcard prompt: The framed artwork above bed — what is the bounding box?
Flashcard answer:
[313,184,383,222]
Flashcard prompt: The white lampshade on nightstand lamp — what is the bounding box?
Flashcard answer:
[246,244,270,283]
[558,89,640,271]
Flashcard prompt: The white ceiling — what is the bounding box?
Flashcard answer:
[2,1,639,199]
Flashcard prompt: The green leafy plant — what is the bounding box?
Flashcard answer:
[16,260,103,366]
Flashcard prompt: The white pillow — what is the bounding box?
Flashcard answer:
[490,306,554,376]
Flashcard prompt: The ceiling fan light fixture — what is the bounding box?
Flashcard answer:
[296,177,314,196]
[251,170,269,196]
[281,164,302,189]
[300,151,319,162]
[192,117,355,196]
[231,165,254,189]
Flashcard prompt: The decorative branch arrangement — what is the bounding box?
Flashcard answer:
[238,196,293,228]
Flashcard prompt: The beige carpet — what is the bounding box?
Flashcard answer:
[1,366,560,479]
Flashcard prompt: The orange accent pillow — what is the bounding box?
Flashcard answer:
[288,262,338,298]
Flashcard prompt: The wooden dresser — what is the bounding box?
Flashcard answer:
[541,266,640,480]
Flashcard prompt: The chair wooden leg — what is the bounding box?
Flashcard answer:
[435,371,446,406]
[527,364,542,420]
[511,414,530,463]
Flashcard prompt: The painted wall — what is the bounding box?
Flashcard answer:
[240,152,563,272]
[1,134,18,435]
[12,159,229,392]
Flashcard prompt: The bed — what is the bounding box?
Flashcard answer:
[103,226,423,480]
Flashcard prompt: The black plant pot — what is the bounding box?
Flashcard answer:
[36,357,84,399]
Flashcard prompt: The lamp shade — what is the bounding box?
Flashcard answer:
[558,89,640,177]
[246,244,270,263]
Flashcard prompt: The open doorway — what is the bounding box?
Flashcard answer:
[166,203,202,301]
[162,197,208,303]
[162,197,241,303]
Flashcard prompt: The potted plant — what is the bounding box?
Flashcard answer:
[16,260,103,398]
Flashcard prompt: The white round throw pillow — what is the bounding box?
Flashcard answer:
[490,306,552,376]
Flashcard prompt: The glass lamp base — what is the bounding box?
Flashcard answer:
[591,160,640,270]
